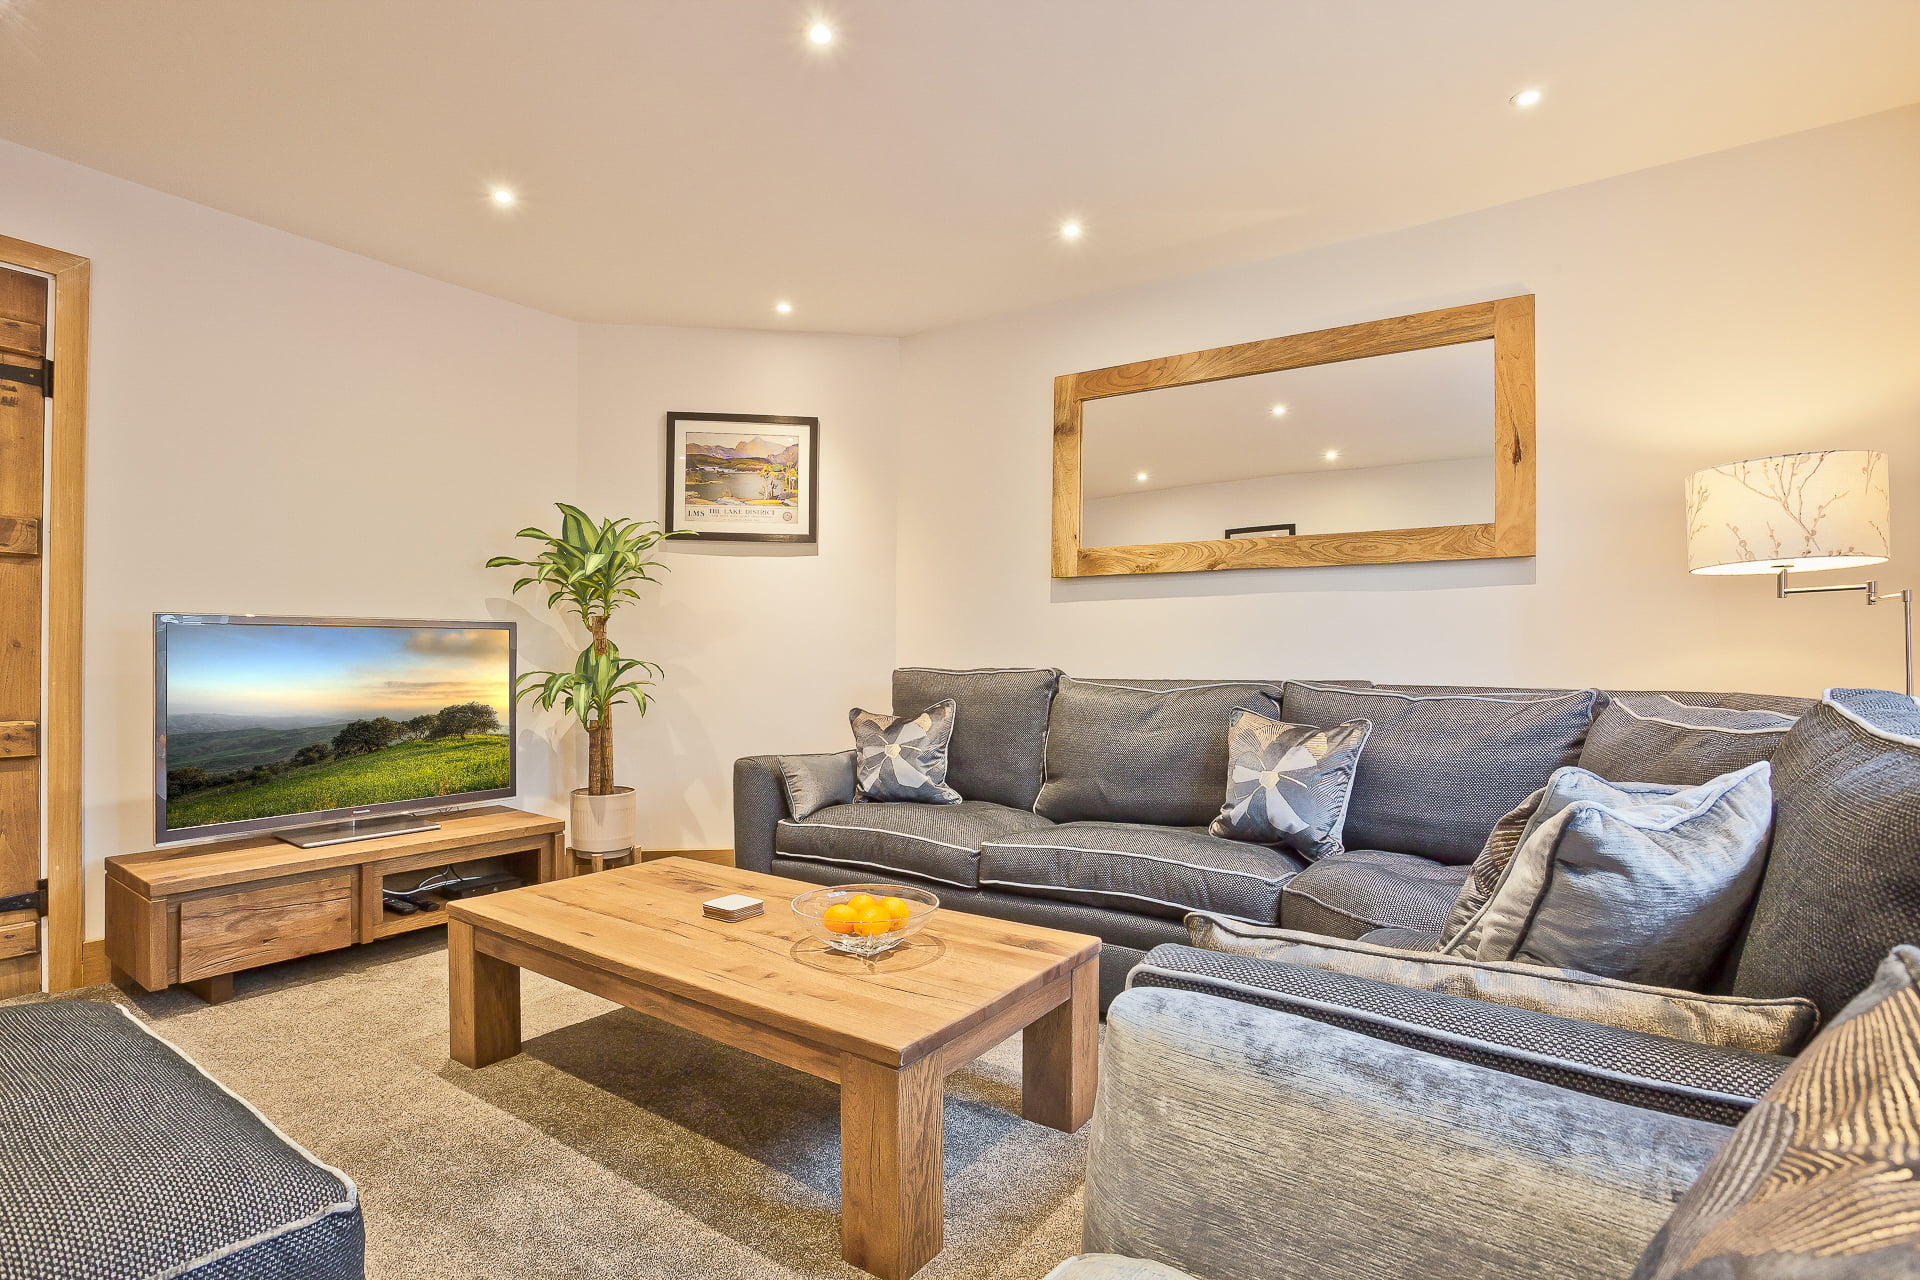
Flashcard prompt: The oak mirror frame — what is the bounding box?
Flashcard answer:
[1051,296,1535,577]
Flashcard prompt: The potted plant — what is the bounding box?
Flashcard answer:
[486,503,680,855]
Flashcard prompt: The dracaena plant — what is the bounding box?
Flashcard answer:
[485,503,682,796]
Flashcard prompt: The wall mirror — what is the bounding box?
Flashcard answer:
[1052,296,1534,576]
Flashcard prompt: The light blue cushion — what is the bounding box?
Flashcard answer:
[1042,1256,1200,1280]
[1445,763,1774,989]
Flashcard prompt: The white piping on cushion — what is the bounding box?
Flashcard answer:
[1287,681,1595,706]
[1608,699,1796,732]
[982,839,1295,885]
[102,1003,361,1279]
[1822,688,1920,749]
[897,666,1056,675]
[977,877,1271,924]
[772,847,976,888]
[1068,679,1280,695]
[777,817,978,852]
[1124,963,1765,1109]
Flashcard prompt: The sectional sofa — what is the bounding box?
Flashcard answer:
[735,667,1850,1007]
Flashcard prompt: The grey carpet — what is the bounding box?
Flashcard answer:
[12,931,1089,1279]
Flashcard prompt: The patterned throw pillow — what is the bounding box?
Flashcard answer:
[850,699,963,804]
[1633,945,1920,1278]
[1436,788,1547,948]
[1208,709,1370,860]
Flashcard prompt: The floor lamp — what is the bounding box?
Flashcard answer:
[1686,450,1912,696]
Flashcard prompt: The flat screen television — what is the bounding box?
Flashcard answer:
[154,614,517,845]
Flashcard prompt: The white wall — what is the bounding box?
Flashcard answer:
[573,325,899,851]
[1083,456,1492,547]
[896,105,1920,696]
[0,140,581,935]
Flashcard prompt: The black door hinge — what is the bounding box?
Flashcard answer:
[0,360,45,391]
[0,879,46,915]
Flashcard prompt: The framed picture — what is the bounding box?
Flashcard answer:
[665,411,818,543]
[1225,523,1297,539]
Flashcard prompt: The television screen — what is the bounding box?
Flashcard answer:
[155,615,516,843]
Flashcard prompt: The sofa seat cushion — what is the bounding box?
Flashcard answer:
[1281,849,1471,940]
[0,1000,363,1280]
[775,800,1052,888]
[1281,682,1601,864]
[978,822,1307,923]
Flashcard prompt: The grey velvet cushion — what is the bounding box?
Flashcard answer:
[1208,709,1370,859]
[851,699,962,804]
[1131,944,1789,1124]
[1733,688,1920,1019]
[1035,678,1283,826]
[1635,946,1920,1278]
[1578,693,1797,786]
[892,666,1059,809]
[1445,764,1774,990]
[0,1000,363,1280]
[1184,915,1820,1054]
[775,749,856,820]
[775,800,1051,887]
[1280,681,1601,864]
[1436,788,1543,945]
[1087,986,1730,1280]
[1279,848,1470,940]
[978,822,1307,923]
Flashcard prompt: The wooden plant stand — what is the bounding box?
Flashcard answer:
[106,806,563,1003]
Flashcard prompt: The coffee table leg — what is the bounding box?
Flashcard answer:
[449,918,521,1068]
[1022,959,1098,1132]
[840,1052,943,1280]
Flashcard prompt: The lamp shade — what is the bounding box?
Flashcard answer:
[1686,450,1891,576]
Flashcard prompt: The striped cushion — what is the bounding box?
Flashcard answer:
[1634,946,1920,1277]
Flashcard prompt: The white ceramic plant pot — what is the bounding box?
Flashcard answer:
[570,786,637,854]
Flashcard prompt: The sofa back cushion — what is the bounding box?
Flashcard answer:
[1035,678,1283,826]
[1732,688,1920,1018]
[1578,695,1798,787]
[1280,682,1601,864]
[891,667,1060,809]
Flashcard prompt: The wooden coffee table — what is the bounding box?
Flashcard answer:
[445,858,1101,1280]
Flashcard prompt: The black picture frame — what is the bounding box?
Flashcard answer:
[665,411,819,543]
[1224,523,1297,539]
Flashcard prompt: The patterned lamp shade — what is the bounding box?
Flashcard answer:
[1686,450,1891,576]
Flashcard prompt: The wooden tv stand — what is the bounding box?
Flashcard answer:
[105,805,564,1004]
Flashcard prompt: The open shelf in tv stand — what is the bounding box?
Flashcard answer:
[105,805,565,1004]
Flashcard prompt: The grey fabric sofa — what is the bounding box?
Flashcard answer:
[0,1000,364,1280]
[734,667,1823,1006]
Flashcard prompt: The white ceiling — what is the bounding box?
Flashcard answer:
[1082,340,1493,497]
[2,1,1916,336]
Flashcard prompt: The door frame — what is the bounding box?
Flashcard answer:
[0,233,87,993]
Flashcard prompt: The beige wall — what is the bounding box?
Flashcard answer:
[0,140,582,934]
[895,105,1920,696]
[574,324,899,851]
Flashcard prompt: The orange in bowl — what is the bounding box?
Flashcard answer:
[822,902,859,935]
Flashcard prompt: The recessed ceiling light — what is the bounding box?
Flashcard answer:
[489,187,517,207]
[1323,450,1340,461]
[1135,471,1149,482]
[774,301,793,314]
[807,21,834,44]
[1510,88,1543,108]
[1270,404,1288,417]
[1060,221,1084,241]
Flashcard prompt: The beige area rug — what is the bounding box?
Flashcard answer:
[33,932,1089,1279]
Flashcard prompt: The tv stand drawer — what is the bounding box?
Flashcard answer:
[177,873,354,982]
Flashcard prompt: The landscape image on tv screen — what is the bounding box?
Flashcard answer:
[161,622,512,832]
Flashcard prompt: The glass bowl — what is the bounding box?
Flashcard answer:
[790,883,940,957]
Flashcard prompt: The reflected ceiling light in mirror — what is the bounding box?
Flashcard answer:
[1059,221,1084,241]
[1270,404,1288,417]
[1323,450,1340,461]
[774,301,793,314]
[488,186,518,208]
[1510,87,1543,108]
[807,21,834,45]
[1135,471,1149,482]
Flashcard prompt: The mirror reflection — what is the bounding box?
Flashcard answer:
[1079,340,1495,548]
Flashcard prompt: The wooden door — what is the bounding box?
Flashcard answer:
[0,265,48,995]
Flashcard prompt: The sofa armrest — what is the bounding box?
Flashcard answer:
[1133,944,1790,1124]
[732,755,791,874]
[1186,914,1820,1055]
[1087,987,1729,1280]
